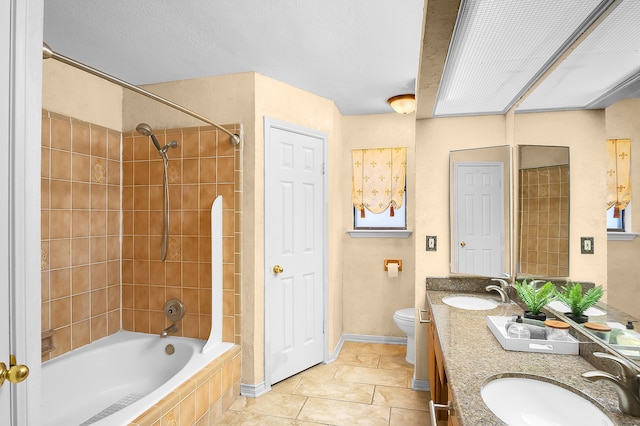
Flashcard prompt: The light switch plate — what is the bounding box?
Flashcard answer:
[581,237,594,254]
[426,236,437,251]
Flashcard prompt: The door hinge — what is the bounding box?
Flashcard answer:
[322,162,325,175]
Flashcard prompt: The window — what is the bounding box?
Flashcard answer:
[348,147,411,238]
[607,204,625,232]
[606,139,634,240]
[354,189,406,229]
[607,201,638,240]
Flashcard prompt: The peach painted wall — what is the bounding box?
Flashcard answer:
[43,60,123,131]
[341,113,416,337]
[514,110,607,286]
[413,110,607,381]
[414,114,507,380]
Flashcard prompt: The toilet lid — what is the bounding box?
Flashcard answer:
[394,308,415,320]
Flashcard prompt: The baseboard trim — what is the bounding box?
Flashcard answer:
[325,334,347,364]
[342,333,407,345]
[412,377,430,392]
[326,334,407,365]
[240,381,269,398]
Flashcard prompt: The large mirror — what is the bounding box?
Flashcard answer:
[516,145,640,369]
[516,145,570,277]
[546,297,640,368]
[450,146,510,277]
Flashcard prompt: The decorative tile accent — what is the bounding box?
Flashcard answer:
[167,237,181,261]
[168,163,181,184]
[41,248,49,271]
[91,159,106,183]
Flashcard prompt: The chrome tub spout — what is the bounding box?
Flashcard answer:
[160,323,179,338]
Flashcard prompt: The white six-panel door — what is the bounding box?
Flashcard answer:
[265,118,326,385]
[453,162,504,276]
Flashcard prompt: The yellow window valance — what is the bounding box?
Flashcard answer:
[352,147,406,217]
[606,138,631,217]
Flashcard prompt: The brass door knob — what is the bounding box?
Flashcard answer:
[273,265,284,274]
[0,361,29,387]
[460,241,466,247]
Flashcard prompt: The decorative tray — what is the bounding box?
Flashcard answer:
[487,316,579,355]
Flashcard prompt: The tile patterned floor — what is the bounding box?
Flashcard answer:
[215,342,432,425]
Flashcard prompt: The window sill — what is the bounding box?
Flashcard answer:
[347,230,413,238]
[607,232,639,241]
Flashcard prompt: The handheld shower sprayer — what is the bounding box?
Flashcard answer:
[135,123,163,152]
[135,122,179,262]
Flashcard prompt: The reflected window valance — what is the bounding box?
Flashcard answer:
[606,138,631,218]
[352,147,406,217]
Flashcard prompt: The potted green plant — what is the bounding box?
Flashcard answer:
[554,282,604,324]
[514,279,555,321]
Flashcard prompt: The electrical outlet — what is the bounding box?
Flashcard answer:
[426,236,437,251]
[581,237,594,254]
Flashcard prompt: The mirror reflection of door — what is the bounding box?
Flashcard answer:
[450,146,510,277]
[453,162,504,276]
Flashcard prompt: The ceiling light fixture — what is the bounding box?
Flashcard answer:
[387,94,416,114]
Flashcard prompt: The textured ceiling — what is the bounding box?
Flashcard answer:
[43,0,425,116]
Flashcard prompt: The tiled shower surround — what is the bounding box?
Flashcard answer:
[518,164,569,276]
[41,110,243,361]
[121,124,242,343]
[41,111,122,360]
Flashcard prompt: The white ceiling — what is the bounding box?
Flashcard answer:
[43,0,425,116]
[43,1,640,119]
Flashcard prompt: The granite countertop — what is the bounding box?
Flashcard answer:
[427,290,640,425]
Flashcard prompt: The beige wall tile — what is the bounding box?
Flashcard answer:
[44,116,242,361]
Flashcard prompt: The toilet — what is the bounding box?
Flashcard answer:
[393,308,416,365]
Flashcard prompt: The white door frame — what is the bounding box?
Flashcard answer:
[4,0,44,424]
[263,117,328,391]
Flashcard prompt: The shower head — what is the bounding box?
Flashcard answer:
[136,122,163,152]
[160,140,179,154]
[135,122,153,136]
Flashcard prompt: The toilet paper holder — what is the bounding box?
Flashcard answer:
[384,259,402,271]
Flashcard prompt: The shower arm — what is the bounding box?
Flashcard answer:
[42,43,241,147]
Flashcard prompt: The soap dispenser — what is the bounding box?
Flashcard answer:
[507,315,531,339]
[616,321,640,346]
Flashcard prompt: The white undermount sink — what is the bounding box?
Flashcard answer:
[441,295,498,310]
[547,300,606,316]
[481,376,613,426]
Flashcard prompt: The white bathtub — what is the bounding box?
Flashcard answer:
[42,330,234,426]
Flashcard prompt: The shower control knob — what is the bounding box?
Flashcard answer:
[164,299,185,323]
[273,265,284,274]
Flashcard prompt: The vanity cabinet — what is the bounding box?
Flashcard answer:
[426,308,459,425]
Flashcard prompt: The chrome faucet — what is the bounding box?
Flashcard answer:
[485,278,511,303]
[582,352,640,417]
[160,322,179,338]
